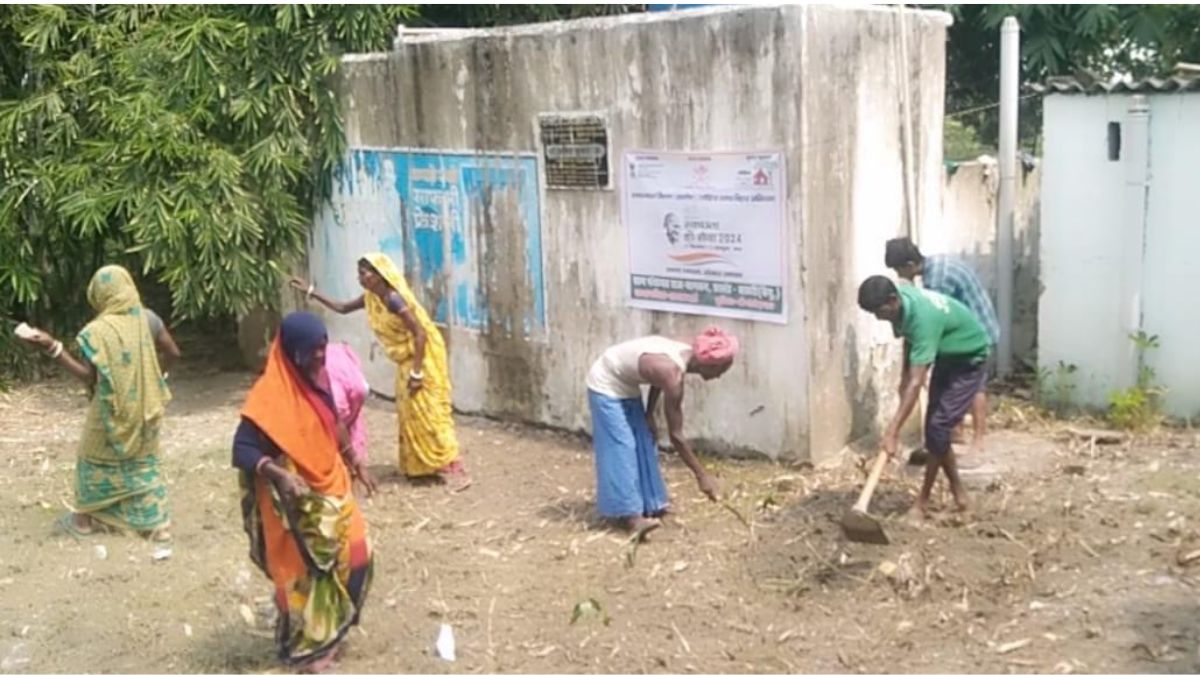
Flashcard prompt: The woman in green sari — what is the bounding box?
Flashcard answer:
[19,265,179,541]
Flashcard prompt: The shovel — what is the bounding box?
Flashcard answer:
[841,450,891,545]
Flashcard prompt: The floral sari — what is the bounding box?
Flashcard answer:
[237,313,372,666]
[74,265,171,533]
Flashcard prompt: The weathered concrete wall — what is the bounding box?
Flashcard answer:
[1142,94,1200,418]
[801,7,948,452]
[1039,94,1130,411]
[1040,92,1200,417]
[308,5,950,462]
[932,161,1042,369]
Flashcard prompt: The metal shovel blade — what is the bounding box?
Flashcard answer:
[841,508,889,545]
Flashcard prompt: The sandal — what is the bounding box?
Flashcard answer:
[55,513,94,540]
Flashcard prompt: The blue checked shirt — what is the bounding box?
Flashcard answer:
[922,254,1001,346]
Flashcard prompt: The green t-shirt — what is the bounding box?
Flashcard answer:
[896,284,991,365]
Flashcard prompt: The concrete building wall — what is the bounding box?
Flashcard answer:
[933,161,1042,368]
[800,6,948,453]
[307,5,950,462]
[1039,92,1200,418]
[1141,94,1200,418]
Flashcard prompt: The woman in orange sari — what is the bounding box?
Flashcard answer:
[232,312,374,671]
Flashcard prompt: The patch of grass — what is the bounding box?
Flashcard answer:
[1107,331,1165,432]
[1035,360,1078,418]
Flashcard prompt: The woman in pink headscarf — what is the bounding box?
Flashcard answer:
[584,326,739,537]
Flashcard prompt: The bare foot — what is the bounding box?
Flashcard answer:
[944,498,973,527]
[624,516,661,541]
[910,500,930,521]
[301,647,339,674]
[438,460,472,493]
[444,471,472,493]
[72,513,96,534]
[57,512,96,539]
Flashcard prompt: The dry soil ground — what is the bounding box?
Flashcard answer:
[1,363,1199,674]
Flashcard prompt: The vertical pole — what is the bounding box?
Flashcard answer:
[898,5,917,240]
[996,16,1019,376]
[896,7,926,441]
[1121,95,1151,386]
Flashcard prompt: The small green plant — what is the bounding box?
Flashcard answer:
[1108,331,1165,431]
[1035,360,1078,417]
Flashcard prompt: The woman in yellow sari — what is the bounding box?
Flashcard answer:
[18,265,177,541]
[292,252,470,491]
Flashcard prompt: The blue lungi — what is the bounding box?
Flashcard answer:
[588,389,670,518]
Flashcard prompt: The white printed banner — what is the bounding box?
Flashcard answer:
[622,150,786,323]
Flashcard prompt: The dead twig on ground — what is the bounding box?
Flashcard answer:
[487,596,496,657]
[1176,548,1200,566]
[720,501,755,540]
[1064,426,1124,445]
[671,622,692,654]
[624,531,647,569]
[1077,537,1101,559]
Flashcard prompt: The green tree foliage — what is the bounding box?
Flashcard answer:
[935,4,1200,152]
[0,5,413,377]
[0,4,647,381]
[943,117,992,162]
[977,4,1200,77]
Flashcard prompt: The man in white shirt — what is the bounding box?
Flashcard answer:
[585,327,739,537]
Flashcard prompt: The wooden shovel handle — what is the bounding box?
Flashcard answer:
[918,387,927,445]
[853,450,890,512]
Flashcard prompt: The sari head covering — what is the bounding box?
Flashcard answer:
[87,264,140,314]
[239,311,371,666]
[358,253,436,368]
[279,311,328,372]
[692,326,739,367]
[74,265,171,532]
[359,252,461,477]
[78,265,171,460]
[241,312,346,498]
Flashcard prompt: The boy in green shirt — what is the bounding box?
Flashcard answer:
[857,275,991,516]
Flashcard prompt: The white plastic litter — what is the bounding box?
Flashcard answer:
[1,643,30,672]
[435,623,456,662]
